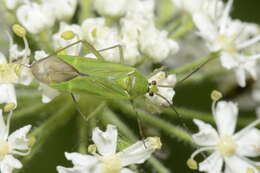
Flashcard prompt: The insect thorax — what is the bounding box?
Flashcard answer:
[31,57,79,84]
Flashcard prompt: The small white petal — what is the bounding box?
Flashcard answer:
[236,128,260,157]
[92,125,118,156]
[0,52,7,63]
[192,119,219,146]
[57,166,88,173]
[0,110,7,139]
[121,168,135,173]
[47,0,77,20]
[117,137,159,166]
[0,84,17,106]
[235,67,246,87]
[39,83,60,103]
[94,0,128,17]
[199,152,223,173]
[64,152,99,167]
[8,125,31,151]
[224,155,258,173]
[220,53,239,69]
[214,101,238,136]
[193,12,218,42]
[0,155,22,173]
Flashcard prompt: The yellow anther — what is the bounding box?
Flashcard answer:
[4,103,16,112]
[0,140,9,158]
[211,90,222,101]
[28,136,36,148]
[246,167,255,173]
[60,30,75,40]
[187,159,198,170]
[147,137,162,150]
[88,144,97,154]
[12,24,27,37]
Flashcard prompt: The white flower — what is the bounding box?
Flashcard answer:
[193,0,260,87]
[146,72,176,106]
[57,124,161,173]
[127,0,155,20]
[189,101,260,173]
[53,22,82,56]
[82,18,121,62]
[46,0,77,21]
[139,24,179,62]
[0,34,32,107]
[34,50,60,103]
[94,0,128,17]
[17,2,55,34]
[0,109,31,173]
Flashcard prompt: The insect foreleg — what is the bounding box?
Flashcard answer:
[97,44,124,64]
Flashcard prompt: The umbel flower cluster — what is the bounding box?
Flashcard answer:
[0,0,259,173]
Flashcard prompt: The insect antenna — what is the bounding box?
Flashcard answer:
[154,92,189,132]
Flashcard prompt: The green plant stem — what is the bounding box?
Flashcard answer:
[109,101,193,144]
[79,0,94,23]
[101,108,170,173]
[20,101,75,166]
[77,116,88,154]
[169,51,220,75]
[12,103,46,120]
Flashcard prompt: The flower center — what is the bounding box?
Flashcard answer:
[0,140,10,158]
[0,63,22,83]
[217,135,237,157]
[101,154,122,173]
[217,35,237,54]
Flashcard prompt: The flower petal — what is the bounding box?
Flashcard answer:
[57,166,84,173]
[199,152,223,173]
[0,84,17,105]
[8,125,31,151]
[121,168,135,173]
[193,12,218,43]
[0,52,7,63]
[214,101,238,136]
[92,124,118,156]
[39,83,60,103]
[220,53,239,69]
[235,67,246,88]
[64,152,99,167]
[236,128,260,157]
[0,155,22,173]
[0,110,7,139]
[192,119,219,146]
[117,137,160,166]
[224,155,258,173]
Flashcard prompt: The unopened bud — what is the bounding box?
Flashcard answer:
[12,24,26,37]
[28,136,36,148]
[60,30,75,40]
[211,90,222,101]
[147,137,162,150]
[4,103,16,112]
[187,159,197,170]
[88,144,97,154]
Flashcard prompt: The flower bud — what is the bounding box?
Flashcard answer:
[187,159,198,170]
[4,103,16,112]
[88,144,97,154]
[12,24,26,37]
[211,90,222,101]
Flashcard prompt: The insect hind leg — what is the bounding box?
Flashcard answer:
[97,44,125,64]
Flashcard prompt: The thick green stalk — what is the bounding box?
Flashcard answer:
[77,116,88,154]
[109,101,193,144]
[12,103,46,120]
[19,101,75,167]
[169,51,220,75]
[101,109,171,173]
[79,0,94,22]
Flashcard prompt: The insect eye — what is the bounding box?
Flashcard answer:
[151,80,157,85]
[149,92,154,97]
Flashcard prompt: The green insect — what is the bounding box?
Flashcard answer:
[30,40,151,102]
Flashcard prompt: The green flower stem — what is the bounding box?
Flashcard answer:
[12,103,46,120]
[79,0,94,23]
[163,107,255,127]
[77,116,88,154]
[100,108,171,173]
[170,14,194,40]
[37,31,52,52]
[109,101,193,144]
[169,51,220,75]
[20,101,75,166]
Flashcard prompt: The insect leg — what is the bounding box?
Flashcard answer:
[97,44,124,64]
[52,40,105,60]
